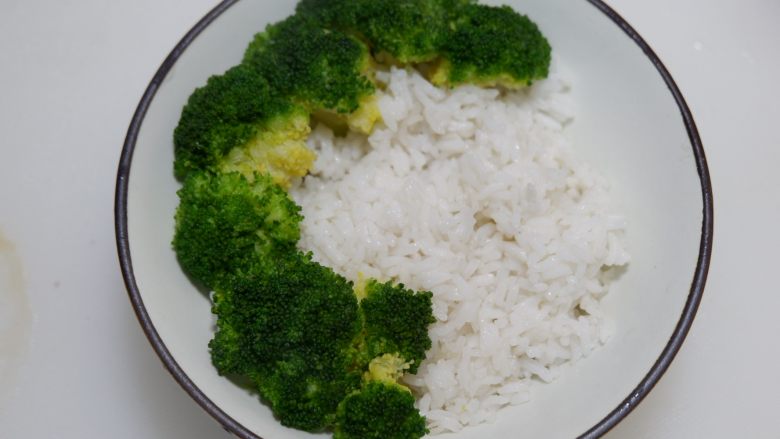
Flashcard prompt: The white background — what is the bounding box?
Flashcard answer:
[0,0,778,437]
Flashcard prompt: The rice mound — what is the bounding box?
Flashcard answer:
[290,64,629,434]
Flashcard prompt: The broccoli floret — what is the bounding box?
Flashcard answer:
[295,0,361,27]
[298,0,458,65]
[217,108,315,188]
[334,380,428,439]
[173,64,315,184]
[254,354,362,431]
[243,15,380,133]
[353,0,448,64]
[205,252,436,434]
[172,171,302,290]
[209,262,437,434]
[430,3,551,88]
[359,279,435,373]
[209,253,363,430]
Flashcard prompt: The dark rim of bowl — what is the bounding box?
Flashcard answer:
[114,1,714,438]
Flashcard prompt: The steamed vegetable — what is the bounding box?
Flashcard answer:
[243,14,380,134]
[172,171,302,290]
[207,253,435,433]
[210,253,363,430]
[334,381,428,439]
[173,65,314,185]
[430,4,552,88]
[297,0,461,64]
[359,280,436,374]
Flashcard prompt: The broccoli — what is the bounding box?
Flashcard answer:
[334,383,427,439]
[209,253,364,430]
[172,171,302,290]
[430,3,551,88]
[208,258,435,432]
[173,64,315,184]
[294,0,361,28]
[243,15,381,134]
[297,0,462,65]
[357,279,436,373]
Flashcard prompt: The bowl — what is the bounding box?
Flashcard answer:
[115,0,713,437]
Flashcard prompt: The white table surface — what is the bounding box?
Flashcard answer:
[1,0,778,437]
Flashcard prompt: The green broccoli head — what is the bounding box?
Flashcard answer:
[243,15,376,115]
[298,0,466,64]
[294,0,361,32]
[356,0,451,64]
[334,381,428,439]
[253,355,362,431]
[173,64,314,182]
[359,279,435,374]
[208,253,363,431]
[431,3,551,88]
[172,171,302,290]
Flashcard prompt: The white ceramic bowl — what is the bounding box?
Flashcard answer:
[115,0,713,437]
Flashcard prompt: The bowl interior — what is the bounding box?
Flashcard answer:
[123,0,706,437]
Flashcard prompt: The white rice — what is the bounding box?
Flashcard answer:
[290,62,629,434]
